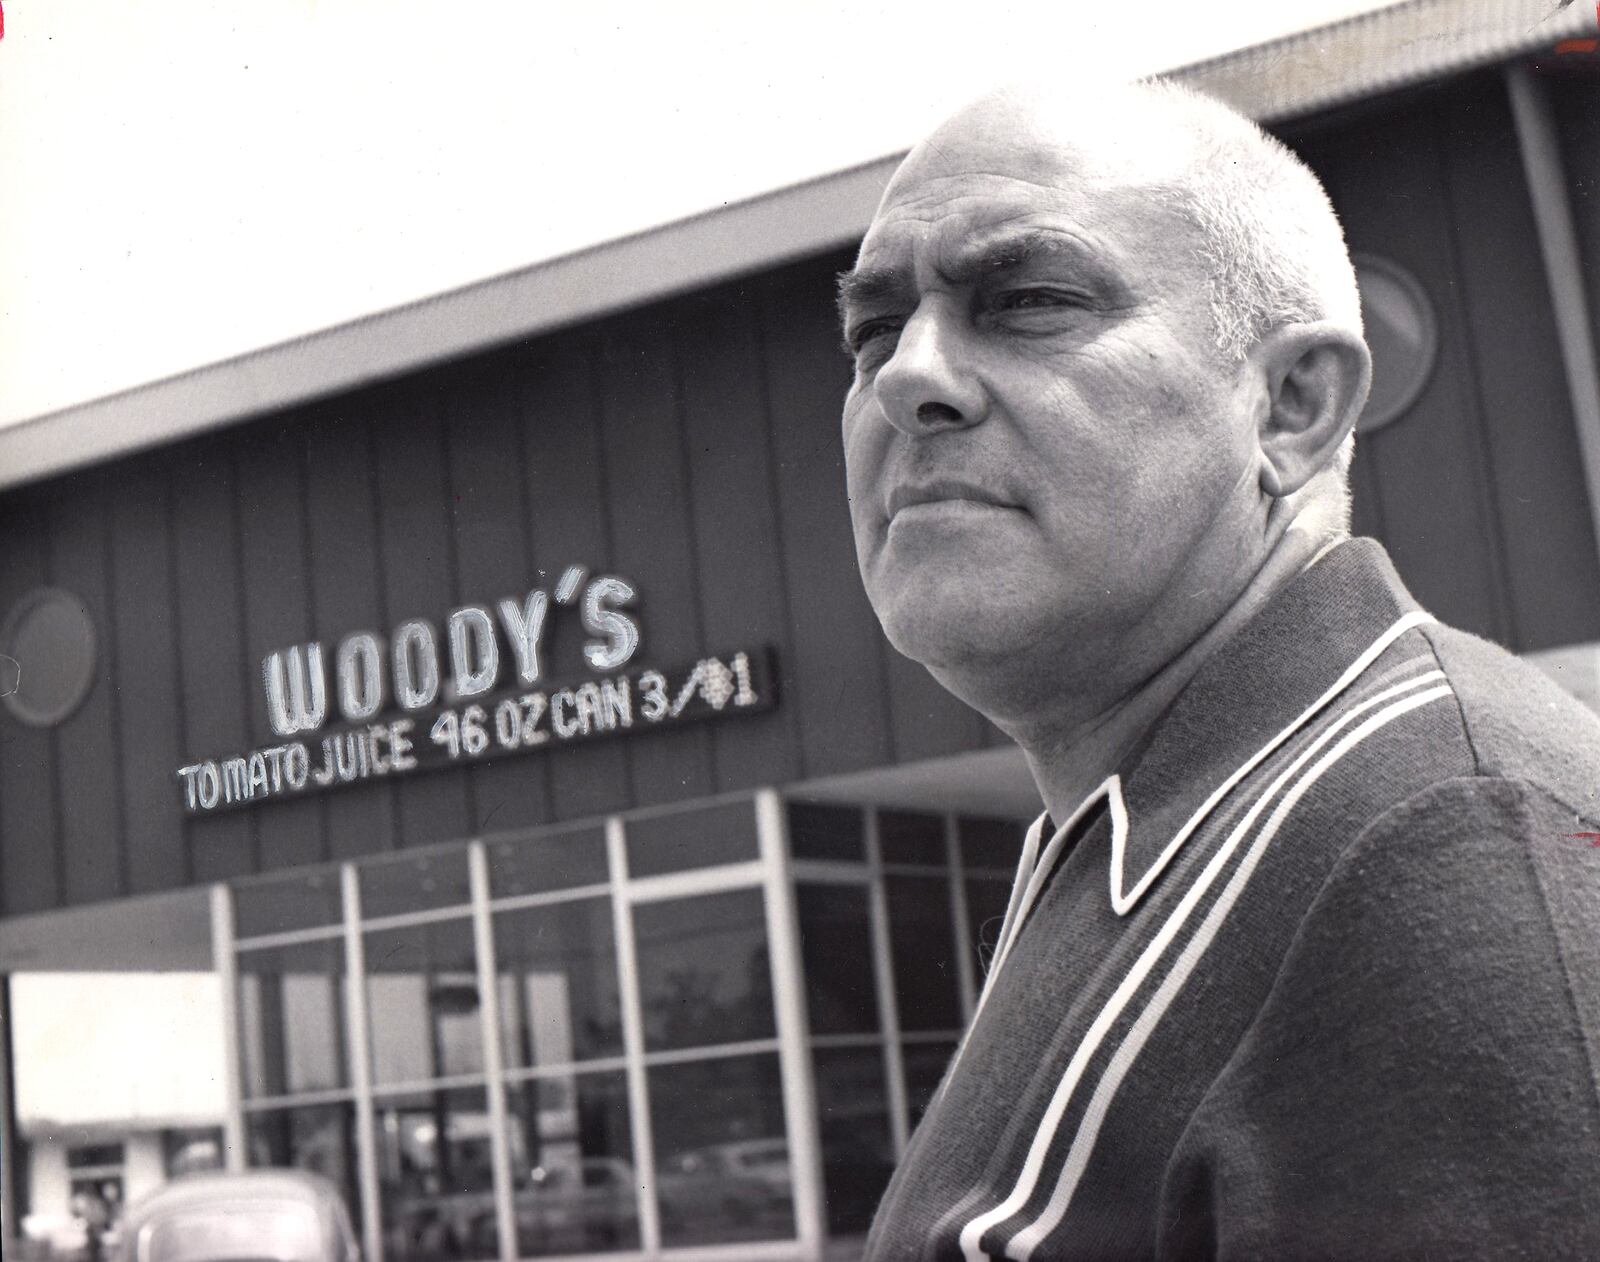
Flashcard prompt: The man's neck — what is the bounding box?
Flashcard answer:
[1020,529,1339,824]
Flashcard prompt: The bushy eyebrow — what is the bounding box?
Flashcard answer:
[835,229,1102,332]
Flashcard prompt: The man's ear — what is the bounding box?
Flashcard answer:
[1251,323,1372,498]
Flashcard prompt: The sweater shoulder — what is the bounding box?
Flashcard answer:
[1419,622,1600,817]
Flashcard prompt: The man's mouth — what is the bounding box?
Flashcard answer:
[887,480,1018,521]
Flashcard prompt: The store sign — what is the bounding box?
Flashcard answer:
[175,566,775,815]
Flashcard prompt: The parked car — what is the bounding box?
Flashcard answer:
[113,1170,360,1262]
[657,1138,794,1237]
[466,1157,638,1255]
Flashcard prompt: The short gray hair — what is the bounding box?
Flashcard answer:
[1138,79,1363,493]
[1136,79,1363,363]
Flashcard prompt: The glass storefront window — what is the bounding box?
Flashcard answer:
[362,848,472,919]
[878,810,947,866]
[883,875,962,1033]
[787,802,865,862]
[795,883,879,1036]
[488,824,609,898]
[234,867,344,938]
[624,800,758,877]
[248,1103,362,1231]
[633,888,776,1052]
[503,1071,638,1255]
[374,1086,497,1261]
[812,1048,896,1238]
[365,917,483,1085]
[238,938,349,1098]
[649,1053,794,1248]
[494,897,624,1068]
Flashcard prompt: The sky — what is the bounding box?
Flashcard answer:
[0,0,1402,430]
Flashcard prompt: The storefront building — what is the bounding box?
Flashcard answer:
[2,5,1598,1259]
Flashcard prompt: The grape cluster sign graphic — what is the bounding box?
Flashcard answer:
[174,565,775,815]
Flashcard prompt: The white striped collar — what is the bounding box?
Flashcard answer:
[1002,541,1440,928]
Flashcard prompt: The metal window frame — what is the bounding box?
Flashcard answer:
[862,809,911,1161]
[221,789,1020,1261]
[210,884,247,1173]
[607,816,663,1255]
[339,864,384,1262]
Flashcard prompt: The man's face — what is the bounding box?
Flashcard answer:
[839,102,1261,689]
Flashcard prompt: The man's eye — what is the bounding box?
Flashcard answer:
[992,288,1085,312]
[848,319,903,355]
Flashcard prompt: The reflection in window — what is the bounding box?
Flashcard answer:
[650,1054,794,1248]
[812,1048,896,1238]
[374,1087,496,1262]
[633,889,775,1052]
[365,917,482,1085]
[238,939,348,1098]
[903,1041,958,1128]
[494,898,623,1069]
[248,1104,361,1231]
[795,884,879,1036]
[624,800,757,878]
[884,875,962,1033]
[503,1072,637,1255]
[488,825,608,898]
[361,849,472,919]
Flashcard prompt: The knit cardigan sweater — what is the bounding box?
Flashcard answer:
[864,538,1600,1261]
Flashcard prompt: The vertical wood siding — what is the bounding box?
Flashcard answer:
[2,70,1597,913]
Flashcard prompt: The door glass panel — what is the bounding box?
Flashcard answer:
[812,1047,896,1238]
[494,897,624,1068]
[503,1071,638,1255]
[633,889,775,1052]
[650,1053,794,1247]
[237,939,348,1098]
[786,802,864,862]
[795,884,878,1035]
[364,917,483,1085]
[884,875,961,1033]
[877,810,947,866]
[373,1086,496,1261]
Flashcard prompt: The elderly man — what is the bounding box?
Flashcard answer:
[838,80,1600,1259]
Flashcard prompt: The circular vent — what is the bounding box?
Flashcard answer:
[1353,254,1438,434]
[1,588,98,727]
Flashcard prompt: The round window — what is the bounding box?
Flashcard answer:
[1,588,98,727]
[1353,254,1438,434]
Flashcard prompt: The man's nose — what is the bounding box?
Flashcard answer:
[874,307,985,436]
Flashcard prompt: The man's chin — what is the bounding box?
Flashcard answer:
[875,589,1037,672]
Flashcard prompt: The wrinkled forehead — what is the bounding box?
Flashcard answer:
[859,92,1201,271]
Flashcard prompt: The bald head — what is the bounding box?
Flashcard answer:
[890,79,1364,368]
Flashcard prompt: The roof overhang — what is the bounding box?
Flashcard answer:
[1,0,1590,490]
